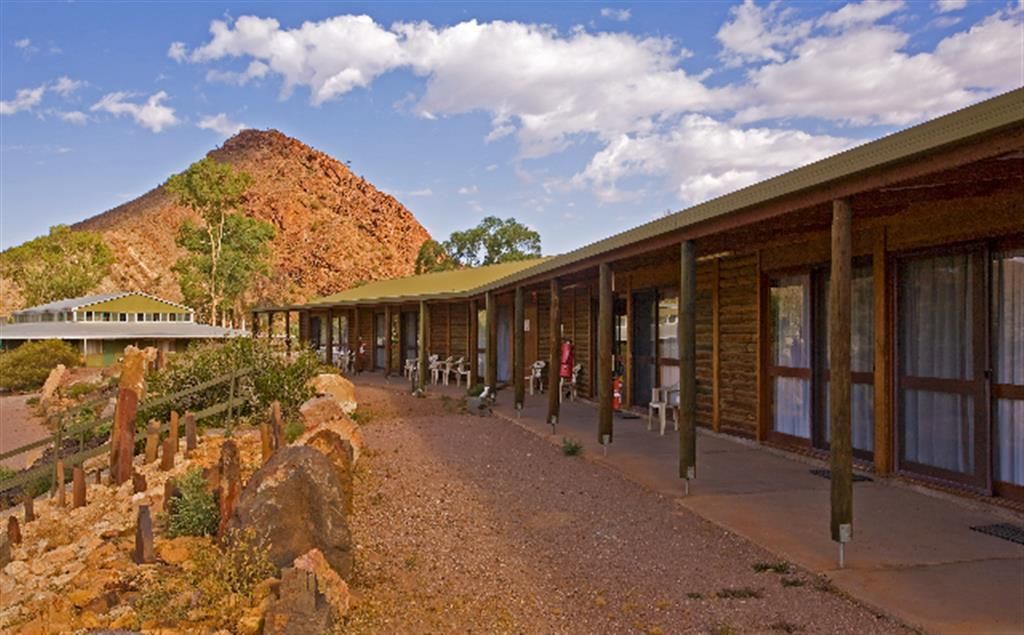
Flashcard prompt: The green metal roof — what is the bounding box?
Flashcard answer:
[304,258,550,308]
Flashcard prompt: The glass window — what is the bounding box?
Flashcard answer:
[770,275,811,439]
[993,248,1024,486]
[657,289,679,361]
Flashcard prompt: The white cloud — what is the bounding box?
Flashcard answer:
[485,164,499,172]
[54,110,88,124]
[0,85,46,115]
[933,8,1024,91]
[407,188,433,197]
[717,0,810,65]
[817,1,905,30]
[197,113,246,136]
[573,114,852,204]
[51,76,83,97]
[205,60,269,86]
[600,8,632,22]
[90,91,179,132]
[457,185,478,195]
[13,38,32,49]
[189,15,405,104]
[934,0,967,12]
[168,41,188,62]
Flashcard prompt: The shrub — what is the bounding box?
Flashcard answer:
[467,384,484,397]
[190,527,277,598]
[142,338,318,426]
[0,339,81,392]
[752,561,791,574]
[561,437,583,456]
[717,587,763,599]
[64,382,99,400]
[166,468,219,537]
[284,420,304,444]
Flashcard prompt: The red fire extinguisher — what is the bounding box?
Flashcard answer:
[613,377,623,411]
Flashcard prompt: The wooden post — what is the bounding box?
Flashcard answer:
[270,401,284,449]
[711,258,722,433]
[260,423,273,462]
[55,458,65,507]
[830,199,854,559]
[756,250,769,443]
[485,291,497,393]
[680,241,697,483]
[872,227,892,474]
[7,516,20,545]
[384,305,393,378]
[354,307,362,373]
[514,286,526,411]
[218,440,241,537]
[160,436,175,471]
[169,410,180,453]
[418,301,429,391]
[325,308,334,367]
[132,471,147,494]
[144,420,160,464]
[23,493,34,523]
[285,310,292,355]
[252,311,259,337]
[598,263,613,444]
[469,300,479,386]
[547,279,561,425]
[184,413,197,453]
[94,468,102,485]
[72,466,86,508]
[112,388,138,485]
[134,504,155,564]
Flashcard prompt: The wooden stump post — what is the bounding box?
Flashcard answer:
[7,516,21,545]
[418,301,429,392]
[55,459,66,507]
[485,292,497,395]
[184,413,197,454]
[270,401,284,450]
[112,388,139,485]
[132,471,148,494]
[160,436,175,471]
[384,305,393,378]
[23,493,34,523]
[95,468,103,485]
[72,466,86,508]
[514,286,525,412]
[162,478,179,513]
[679,240,697,485]
[169,410,180,453]
[144,420,160,464]
[133,504,155,564]
[217,440,241,537]
[260,424,273,463]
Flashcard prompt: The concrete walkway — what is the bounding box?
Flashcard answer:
[354,372,1024,635]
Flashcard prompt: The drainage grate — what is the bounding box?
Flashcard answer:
[970,523,1024,546]
[809,469,873,483]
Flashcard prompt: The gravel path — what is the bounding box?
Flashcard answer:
[345,387,909,634]
[0,394,48,470]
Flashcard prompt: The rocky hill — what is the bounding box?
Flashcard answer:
[6,129,430,314]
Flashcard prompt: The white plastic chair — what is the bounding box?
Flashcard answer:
[456,358,472,387]
[527,361,546,395]
[439,356,456,385]
[560,363,584,403]
[648,384,680,435]
[428,354,443,384]
[404,358,418,380]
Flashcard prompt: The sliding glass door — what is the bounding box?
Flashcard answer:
[898,250,988,488]
[993,247,1024,498]
[769,275,812,441]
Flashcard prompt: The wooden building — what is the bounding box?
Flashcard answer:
[257,88,1023,505]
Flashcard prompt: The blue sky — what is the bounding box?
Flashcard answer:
[1,1,1020,254]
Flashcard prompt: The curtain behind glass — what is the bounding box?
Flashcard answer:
[900,254,974,473]
[824,269,875,452]
[993,249,1024,485]
[771,276,811,438]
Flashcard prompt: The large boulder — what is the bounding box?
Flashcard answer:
[228,446,353,579]
[301,429,354,514]
[308,373,357,415]
[299,397,364,465]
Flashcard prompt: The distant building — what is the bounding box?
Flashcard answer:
[0,291,243,366]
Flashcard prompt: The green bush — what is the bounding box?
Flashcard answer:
[561,437,583,456]
[0,339,81,392]
[141,338,318,426]
[284,420,304,444]
[467,384,484,397]
[166,468,219,537]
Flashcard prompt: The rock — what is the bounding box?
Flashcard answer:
[263,567,332,635]
[156,536,195,565]
[308,374,357,415]
[67,587,99,608]
[293,548,351,618]
[299,397,364,465]
[228,446,353,580]
[40,364,67,403]
[0,533,10,568]
[301,429,354,514]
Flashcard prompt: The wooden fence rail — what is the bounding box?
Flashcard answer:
[0,367,251,497]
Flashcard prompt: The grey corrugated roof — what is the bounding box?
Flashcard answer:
[0,321,244,340]
[18,292,128,314]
